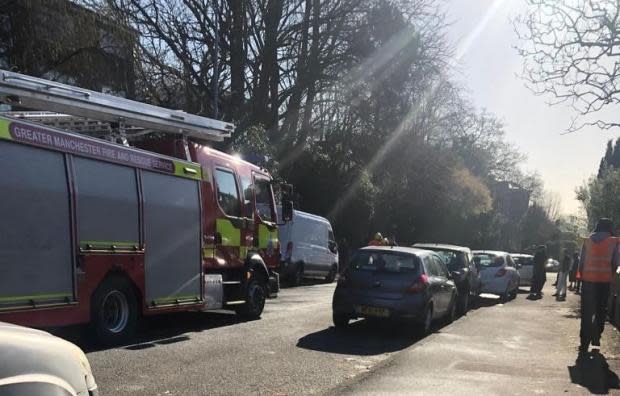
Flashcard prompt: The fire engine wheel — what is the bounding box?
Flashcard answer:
[236,276,267,319]
[91,276,138,346]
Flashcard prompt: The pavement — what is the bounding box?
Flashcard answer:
[71,274,620,395]
[333,275,620,395]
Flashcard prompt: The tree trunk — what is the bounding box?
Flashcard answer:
[254,0,282,130]
[280,0,311,149]
[296,0,321,148]
[229,0,245,118]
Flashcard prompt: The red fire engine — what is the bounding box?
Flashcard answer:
[0,70,293,344]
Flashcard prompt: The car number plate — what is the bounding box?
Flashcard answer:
[356,305,390,318]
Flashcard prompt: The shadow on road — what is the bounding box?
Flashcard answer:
[468,295,502,312]
[568,350,620,394]
[53,311,247,353]
[297,319,421,356]
[280,278,333,289]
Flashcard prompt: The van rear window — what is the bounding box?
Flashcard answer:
[350,251,419,273]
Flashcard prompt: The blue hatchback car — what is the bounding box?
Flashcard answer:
[332,246,457,335]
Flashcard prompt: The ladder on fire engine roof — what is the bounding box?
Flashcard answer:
[0,69,234,143]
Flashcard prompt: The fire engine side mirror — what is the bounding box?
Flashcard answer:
[282,200,294,222]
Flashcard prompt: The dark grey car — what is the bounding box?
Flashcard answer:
[413,243,481,315]
[332,246,457,335]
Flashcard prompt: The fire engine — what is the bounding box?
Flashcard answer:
[0,69,293,345]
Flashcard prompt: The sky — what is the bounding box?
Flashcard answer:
[444,0,620,215]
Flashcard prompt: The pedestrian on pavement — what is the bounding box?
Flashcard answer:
[569,252,579,291]
[578,218,618,352]
[555,249,571,301]
[573,252,581,294]
[368,232,384,246]
[529,245,548,299]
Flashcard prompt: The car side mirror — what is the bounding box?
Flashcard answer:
[282,200,294,222]
[329,242,338,254]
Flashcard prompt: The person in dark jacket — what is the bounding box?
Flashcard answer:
[569,252,579,291]
[529,245,548,299]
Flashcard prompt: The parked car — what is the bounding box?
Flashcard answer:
[472,250,520,301]
[545,258,560,272]
[332,246,457,335]
[278,209,339,285]
[512,253,534,286]
[413,243,480,315]
[0,321,98,395]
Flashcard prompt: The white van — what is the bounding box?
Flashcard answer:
[278,209,339,285]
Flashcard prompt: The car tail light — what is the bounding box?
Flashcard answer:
[495,268,507,277]
[406,274,429,293]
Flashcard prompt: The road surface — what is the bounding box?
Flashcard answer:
[76,276,620,395]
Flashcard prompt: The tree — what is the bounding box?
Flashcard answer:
[577,169,620,231]
[516,0,620,131]
[73,0,543,250]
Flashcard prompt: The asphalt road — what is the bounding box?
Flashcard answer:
[80,275,620,395]
[84,281,421,395]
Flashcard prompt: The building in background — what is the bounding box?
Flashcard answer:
[0,0,135,98]
[492,181,531,222]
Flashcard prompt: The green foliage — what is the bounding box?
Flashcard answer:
[80,0,553,251]
[578,169,620,231]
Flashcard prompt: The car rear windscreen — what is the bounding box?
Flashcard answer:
[514,257,533,266]
[350,251,420,273]
[425,249,466,271]
[474,253,504,267]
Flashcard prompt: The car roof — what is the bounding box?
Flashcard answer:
[413,243,471,253]
[359,246,436,257]
[472,250,510,256]
[511,253,533,258]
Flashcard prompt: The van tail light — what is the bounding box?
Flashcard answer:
[406,274,429,294]
[495,268,507,277]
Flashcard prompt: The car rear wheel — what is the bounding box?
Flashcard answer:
[458,292,469,316]
[500,288,510,303]
[333,312,350,329]
[446,296,457,324]
[416,305,433,336]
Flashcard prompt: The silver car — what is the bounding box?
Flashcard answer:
[0,322,98,395]
[512,253,534,286]
[472,250,520,301]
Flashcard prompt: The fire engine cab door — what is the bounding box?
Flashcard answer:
[213,168,245,266]
[142,171,202,306]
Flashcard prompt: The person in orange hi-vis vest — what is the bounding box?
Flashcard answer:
[577,218,619,353]
[368,233,384,246]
